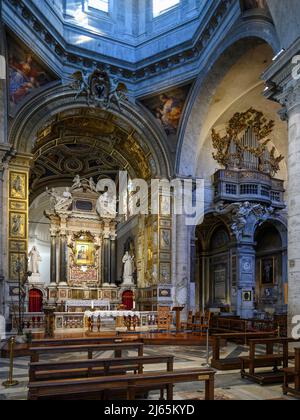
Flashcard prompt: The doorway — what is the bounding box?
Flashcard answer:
[122,290,134,310]
[29,289,43,313]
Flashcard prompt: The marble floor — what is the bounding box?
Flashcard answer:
[0,344,296,400]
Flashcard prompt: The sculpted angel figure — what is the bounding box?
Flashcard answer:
[70,71,91,104]
[46,187,73,212]
[215,201,253,240]
[106,77,128,111]
[72,175,82,191]
[89,177,97,192]
[268,147,284,177]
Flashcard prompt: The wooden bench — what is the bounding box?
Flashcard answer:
[211,317,276,334]
[30,342,144,363]
[211,332,276,371]
[31,336,138,347]
[240,338,300,385]
[28,368,216,400]
[283,348,300,398]
[29,355,174,382]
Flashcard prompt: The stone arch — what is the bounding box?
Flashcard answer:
[176,25,280,176]
[9,84,172,179]
[254,217,288,248]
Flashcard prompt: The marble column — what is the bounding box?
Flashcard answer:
[50,231,57,285]
[59,234,68,285]
[0,4,10,318]
[102,237,111,286]
[110,237,116,285]
[236,245,256,319]
[175,214,191,319]
[0,157,8,316]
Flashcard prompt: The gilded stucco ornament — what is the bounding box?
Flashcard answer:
[212,108,284,176]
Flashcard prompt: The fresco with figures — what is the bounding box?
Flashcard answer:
[7,32,55,108]
[141,84,191,136]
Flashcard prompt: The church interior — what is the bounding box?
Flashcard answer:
[1,0,300,402]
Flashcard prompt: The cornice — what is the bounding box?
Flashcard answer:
[3,0,238,83]
[262,37,300,103]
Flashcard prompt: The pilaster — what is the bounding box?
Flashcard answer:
[263,50,300,331]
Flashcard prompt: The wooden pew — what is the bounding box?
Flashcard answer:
[240,338,300,385]
[211,317,276,334]
[30,342,144,363]
[28,368,216,401]
[211,332,276,371]
[31,336,139,347]
[29,355,174,382]
[283,348,300,398]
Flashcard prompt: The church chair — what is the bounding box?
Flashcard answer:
[180,311,193,331]
[199,311,212,336]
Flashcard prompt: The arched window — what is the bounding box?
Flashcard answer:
[153,0,180,18]
[88,0,109,13]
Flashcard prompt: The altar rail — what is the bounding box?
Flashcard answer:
[14,311,159,333]
[13,313,45,332]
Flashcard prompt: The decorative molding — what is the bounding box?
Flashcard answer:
[4,0,236,82]
[0,145,16,178]
[211,108,284,176]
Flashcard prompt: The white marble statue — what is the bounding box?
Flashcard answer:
[28,246,42,274]
[122,252,135,285]
[96,191,116,218]
[46,187,73,212]
[72,175,82,190]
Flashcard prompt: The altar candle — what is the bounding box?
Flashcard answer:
[91,301,94,310]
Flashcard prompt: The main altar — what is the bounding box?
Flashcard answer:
[42,176,136,312]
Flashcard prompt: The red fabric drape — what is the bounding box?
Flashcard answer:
[122,291,134,310]
[29,290,43,313]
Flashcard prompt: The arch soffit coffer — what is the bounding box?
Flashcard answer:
[9,85,172,179]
